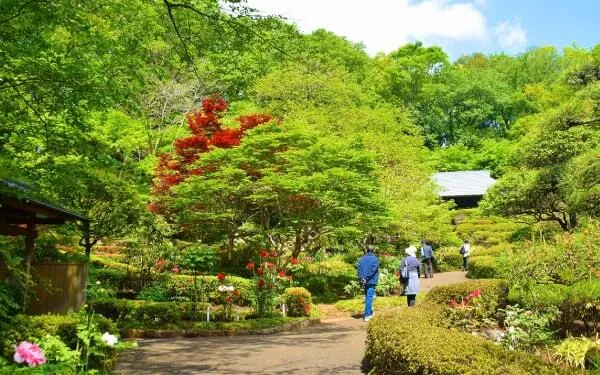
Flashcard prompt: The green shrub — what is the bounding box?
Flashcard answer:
[366,304,571,374]
[283,287,312,317]
[467,256,500,279]
[473,243,512,257]
[508,284,570,310]
[553,337,598,370]
[585,346,600,370]
[509,226,533,242]
[434,247,463,272]
[0,312,117,368]
[509,280,600,337]
[375,271,400,296]
[426,279,509,306]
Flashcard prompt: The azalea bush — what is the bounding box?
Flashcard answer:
[443,289,495,331]
[282,287,312,317]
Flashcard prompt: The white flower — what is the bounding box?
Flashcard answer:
[218,285,235,293]
[101,332,118,347]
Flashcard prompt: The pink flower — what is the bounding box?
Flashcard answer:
[171,266,180,273]
[471,289,482,298]
[14,341,46,367]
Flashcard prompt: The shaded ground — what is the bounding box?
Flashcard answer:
[116,271,468,374]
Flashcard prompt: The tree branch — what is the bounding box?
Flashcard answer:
[567,117,600,129]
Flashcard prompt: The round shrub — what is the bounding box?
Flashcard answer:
[434,247,463,272]
[467,256,500,279]
[283,287,312,317]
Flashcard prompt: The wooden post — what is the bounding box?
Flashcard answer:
[83,221,92,260]
[23,216,36,311]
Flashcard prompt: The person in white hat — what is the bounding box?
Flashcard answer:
[399,245,421,306]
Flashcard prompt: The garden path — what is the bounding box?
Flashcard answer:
[115,271,468,374]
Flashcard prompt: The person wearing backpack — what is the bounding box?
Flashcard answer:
[357,245,380,321]
[399,246,421,307]
[459,240,471,271]
[420,240,435,278]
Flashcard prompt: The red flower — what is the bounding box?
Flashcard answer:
[266,263,276,269]
[395,271,400,278]
[259,250,268,258]
[246,262,255,270]
[471,289,482,298]
[269,250,277,257]
[290,257,299,265]
[278,270,286,277]
[172,267,180,273]
[233,290,240,296]
[217,272,225,281]
[256,268,264,275]
[257,279,265,288]
[225,296,232,303]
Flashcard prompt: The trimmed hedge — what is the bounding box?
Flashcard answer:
[89,298,213,327]
[467,255,500,279]
[434,247,463,272]
[426,279,509,306]
[366,304,575,375]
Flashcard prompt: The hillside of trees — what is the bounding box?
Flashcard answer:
[1,0,599,259]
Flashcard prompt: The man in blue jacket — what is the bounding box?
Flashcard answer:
[357,245,380,322]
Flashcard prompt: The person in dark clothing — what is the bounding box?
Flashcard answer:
[400,246,421,307]
[357,245,380,321]
[420,240,434,278]
[459,240,471,271]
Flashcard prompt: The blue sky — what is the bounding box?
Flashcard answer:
[245,0,599,58]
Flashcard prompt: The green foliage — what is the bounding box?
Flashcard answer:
[434,247,463,272]
[585,346,600,370]
[467,256,501,279]
[0,311,123,373]
[282,287,312,317]
[334,296,409,314]
[500,305,557,351]
[553,337,599,370]
[375,271,401,297]
[426,280,508,304]
[0,283,19,323]
[366,304,570,375]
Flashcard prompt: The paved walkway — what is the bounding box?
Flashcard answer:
[116,271,468,374]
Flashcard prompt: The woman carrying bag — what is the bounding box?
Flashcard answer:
[399,246,421,307]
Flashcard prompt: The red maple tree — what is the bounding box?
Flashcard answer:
[150,95,273,211]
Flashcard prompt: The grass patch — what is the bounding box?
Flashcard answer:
[334,296,420,314]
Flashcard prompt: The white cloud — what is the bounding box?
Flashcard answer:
[494,20,527,51]
[244,0,488,55]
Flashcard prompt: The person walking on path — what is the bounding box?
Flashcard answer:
[357,245,379,322]
[459,240,471,271]
[420,240,435,278]
[400,246,421,307]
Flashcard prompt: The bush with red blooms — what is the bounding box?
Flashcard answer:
[150,95,273,210]
[247,249,295,317]
[444,289,494,330]
[283,287,313,317]
[216,273,239,320]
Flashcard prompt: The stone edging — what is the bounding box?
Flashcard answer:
[120,318,321,339]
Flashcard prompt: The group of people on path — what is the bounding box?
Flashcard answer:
[356,240,471,321]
